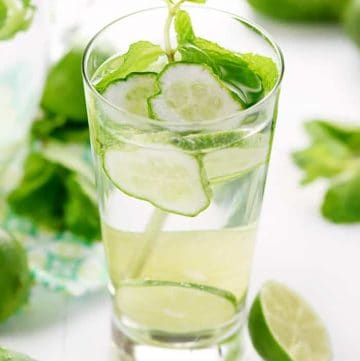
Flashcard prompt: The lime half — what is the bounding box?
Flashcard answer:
[149,63,242,123]
[116,279,237,334]
[249,281,332,361]
[103,146,211,216]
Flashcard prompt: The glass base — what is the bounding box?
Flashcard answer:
[112,317,246,361]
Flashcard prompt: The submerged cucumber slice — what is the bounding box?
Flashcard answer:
[204,134,270,182]
[149,62,242,123]
[103,72,158,117]
[116,279,237,333]
[103,146,211,216]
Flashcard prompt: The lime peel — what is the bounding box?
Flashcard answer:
[249,281,333,361]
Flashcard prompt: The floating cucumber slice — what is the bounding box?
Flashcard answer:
[103,146,211,216]
[204,138,269,182]
[116,279,237,334]
[149,62,242,123]
[173,130,247,153]
[103,72,158,117]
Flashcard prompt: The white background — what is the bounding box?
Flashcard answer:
[1,0,360,360]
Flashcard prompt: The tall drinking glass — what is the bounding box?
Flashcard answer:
[83,6,284,361]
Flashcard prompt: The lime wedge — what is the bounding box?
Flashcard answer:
[249,281,333,361]
[103,146,211,216]
[103,72,157,117]
[149,63,242,123]
[115,279,237,333]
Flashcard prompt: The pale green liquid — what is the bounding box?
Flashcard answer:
[96,152,269,347]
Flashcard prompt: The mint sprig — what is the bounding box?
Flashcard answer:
[0,347,36,361]
[0,0,35,40]
[174,10,264,106]
[294,119,360,223]
[7,50,101,242]
[94,41,164,93]
[163,0,206,62]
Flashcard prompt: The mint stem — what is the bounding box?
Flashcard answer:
[164,0,185,62]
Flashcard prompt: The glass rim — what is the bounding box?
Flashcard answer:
[82,5,285,129]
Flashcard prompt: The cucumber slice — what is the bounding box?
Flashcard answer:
[174,130,247,153]
[103,146,211,216]
[204,135,269,182]
[149,62,242,123]
[103,72,157,117]
[115,279,237,334]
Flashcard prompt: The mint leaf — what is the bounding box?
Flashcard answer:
[247,0,346,22]
[174,10,195,44]
[0,347,35,361]
[294,119,360,224]
[64,175,100,242]
[0,1,7,29]
[7,142,100,241]
[31,113,90,143]
[322,172,360,223]
[7,152,67,229]
[293,141,350,184]
[31,114,67,139]
[241,53,279,94]
[0,0,35,40]
[41,50,88,122]
[293,120,360,184]
[305,120,360,152]
[343,0,360,48]
[175,10,264,106]
[94,41,164,92]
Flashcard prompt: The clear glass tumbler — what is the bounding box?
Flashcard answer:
[83,6,284,361]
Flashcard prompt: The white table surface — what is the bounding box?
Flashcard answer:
[1,1,360,360]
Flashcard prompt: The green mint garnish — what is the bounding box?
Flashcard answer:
[94,41,164,93]
[41,50,88,122]
[163,0,207,62]
[294,119,360,223]
[241,53,279,95]
[7,142,100,242]
[0,0,35,40]
[0,1,7,29]
[174,10,264,106]
[0,347,36,361]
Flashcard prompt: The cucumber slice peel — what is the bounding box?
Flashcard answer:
[116,279,238,333]
[102,72,158,117]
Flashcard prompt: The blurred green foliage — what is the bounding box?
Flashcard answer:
[247,0,360,48]
[247,0,348,21]
[7,49,100,242]
[343,0,360,47]
[0,230,31,323]
[294,120,360,223]
[0,347,35,361]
